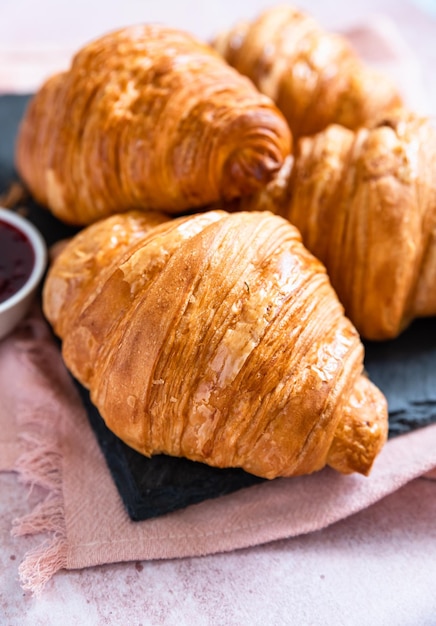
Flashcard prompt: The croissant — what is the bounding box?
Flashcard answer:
[213,4,402,140]
[42,209,388,479]
[240,109,436,340]
[15,24,291,226]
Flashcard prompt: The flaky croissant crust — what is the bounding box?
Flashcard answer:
[213,4,402,139]
[241,109,436,340]
[43,210,387,479]
[15,24,291,225]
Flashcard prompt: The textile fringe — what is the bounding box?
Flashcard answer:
[15,534,68,597]
[12,408,67,596]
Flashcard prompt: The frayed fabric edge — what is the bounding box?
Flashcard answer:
[13,532,68,597]
[11,413,68,596]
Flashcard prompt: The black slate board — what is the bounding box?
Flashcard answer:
[2,95,436,522]
[74,379,263,520]
[364,319,436,437]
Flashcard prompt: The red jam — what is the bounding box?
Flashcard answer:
[0,219,34,304]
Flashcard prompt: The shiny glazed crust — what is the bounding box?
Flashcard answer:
[43,210,388,479]
[15,24,291,225]
[241,109,436,340]
[213,4,402,139]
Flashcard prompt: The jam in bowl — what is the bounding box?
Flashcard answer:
[0,207,47,340]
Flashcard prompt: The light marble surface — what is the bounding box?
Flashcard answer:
[2,472,436,625]
[1,1,436,623]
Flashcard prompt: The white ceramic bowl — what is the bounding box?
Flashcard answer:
[0,207,47,340]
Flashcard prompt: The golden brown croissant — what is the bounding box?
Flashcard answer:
[43,209,388,479]
[241,109,436,340]
[213,4,402,139]
[15,24,291,226]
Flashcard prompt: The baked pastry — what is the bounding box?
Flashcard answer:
[43,209,388,479]
[241,109,436,340]
[213,4,402,139]
[15,24,291,225]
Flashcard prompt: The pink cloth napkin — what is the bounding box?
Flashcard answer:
[0,17,435,597]
[1,308,436,596]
